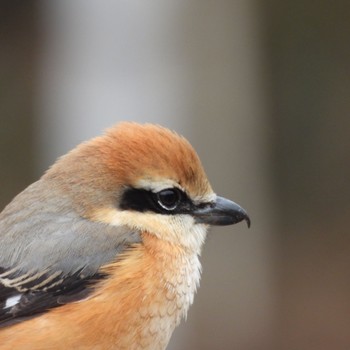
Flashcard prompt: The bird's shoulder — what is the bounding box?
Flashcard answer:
[0,180,141,327]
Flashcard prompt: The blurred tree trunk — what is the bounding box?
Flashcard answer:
[0,1,38,209]
[263,1,350,349]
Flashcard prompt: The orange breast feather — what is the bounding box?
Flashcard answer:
[0,233,201,350]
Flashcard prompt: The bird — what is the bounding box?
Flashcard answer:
[0,122,250,349]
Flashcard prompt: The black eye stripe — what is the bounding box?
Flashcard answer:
[119,188,154,213]
[119,187,194,215]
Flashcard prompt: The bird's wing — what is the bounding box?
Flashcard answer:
[0,181,141,327]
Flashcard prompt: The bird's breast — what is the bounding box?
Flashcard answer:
[0,232,202,350]
[109,232,202,349]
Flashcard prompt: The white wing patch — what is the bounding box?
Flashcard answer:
[4,294,21,309]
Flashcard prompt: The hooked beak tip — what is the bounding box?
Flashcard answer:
[245,215,251,228]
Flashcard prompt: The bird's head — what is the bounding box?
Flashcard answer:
[44,122,250,252]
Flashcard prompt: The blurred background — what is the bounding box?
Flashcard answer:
[1,1,349,349]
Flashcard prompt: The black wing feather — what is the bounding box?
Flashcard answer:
[0,267,107,327]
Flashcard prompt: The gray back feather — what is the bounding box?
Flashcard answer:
[0,180,141,277]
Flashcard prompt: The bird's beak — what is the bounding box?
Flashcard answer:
[193,196,251,227]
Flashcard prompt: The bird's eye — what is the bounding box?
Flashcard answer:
[156,188,182,211]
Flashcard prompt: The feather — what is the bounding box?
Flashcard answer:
[0,179,141,327]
